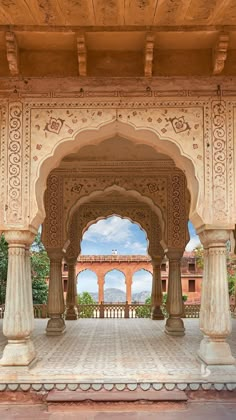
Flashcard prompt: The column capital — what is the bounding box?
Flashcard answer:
[151,256,163,267]
[47,249,64,261]
[4,230,35,246]
[198,229,230,248]
[167,249,184,261]
[65,256,77,265]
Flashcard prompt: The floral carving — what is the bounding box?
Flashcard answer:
[212,101,227,220]
[44,117,64,135]
[168,174,186,248]
[168,116,191,133]
[8,102,22,222]
[43,175,63,248]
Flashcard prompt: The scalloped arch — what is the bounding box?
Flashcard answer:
[67,185,164,247]
[33,119,201,229]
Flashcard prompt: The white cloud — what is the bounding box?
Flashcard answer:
[83,216,132,244]
[132,270,152,293]
[185,235,201,251]
[77,270,98,293]
[124,240,147,254]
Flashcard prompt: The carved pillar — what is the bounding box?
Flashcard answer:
[125,273,132,304]
[165,250,185,336]
[198,229,234,364]
[151,256,164,320]
[0,230,36,366]
[98,274,104,303]
[65,258,78,320]
[46,250,66,336]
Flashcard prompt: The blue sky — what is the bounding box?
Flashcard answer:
[77,216,200,294]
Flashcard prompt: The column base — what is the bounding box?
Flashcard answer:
[0,339,36,366]
[65,306,78,320]
[165,317,185,336]
[151,306,164,320]
[198,336,235,365]
[46,316,66,336]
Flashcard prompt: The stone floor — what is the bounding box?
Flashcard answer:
[0,319,236,386]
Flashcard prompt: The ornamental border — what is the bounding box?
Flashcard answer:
[0,382,235,392]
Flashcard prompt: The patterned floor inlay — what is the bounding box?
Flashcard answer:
[0,318,236,384]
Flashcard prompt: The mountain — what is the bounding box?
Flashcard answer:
[88,288,150,303]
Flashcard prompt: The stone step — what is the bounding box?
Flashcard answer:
[46,389,188,402]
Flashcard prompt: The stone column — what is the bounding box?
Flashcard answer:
[65,258,78,320]
[151,256,164,320]
[0,230,36,366]
[125,273,132,304]
[165,250,185,336]
[198,229,235,364]
[98,274,104,303]
[46,250,66,335]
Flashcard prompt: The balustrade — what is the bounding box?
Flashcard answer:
[0,303,234,320]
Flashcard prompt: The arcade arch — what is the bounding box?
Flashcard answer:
[104,270,126,303]
[132,270,152,303]
[77,269,98,299]
[1,111,234,368]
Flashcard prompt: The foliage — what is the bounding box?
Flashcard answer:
[135,296,151,318]
[0,235,8,305]
[77,292,96,318]
[30,233,49,304]
[227,263,236,296]
[194,245,204,269]
[32,278,48,304]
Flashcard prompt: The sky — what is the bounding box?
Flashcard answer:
[77,216,201,294]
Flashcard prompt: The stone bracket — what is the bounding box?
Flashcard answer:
[213,32,229,75]
[77,33,87,76]
[144,32,154,77]
[5,31,20,76]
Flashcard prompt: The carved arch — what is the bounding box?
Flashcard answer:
[65,202,163,260]
[33,120,201,229]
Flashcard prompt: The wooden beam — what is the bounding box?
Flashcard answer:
[77,33,87,77]
[213,32,229,75]
[144,33,154,78]
[1,24,236,33]
[5,31,20,76]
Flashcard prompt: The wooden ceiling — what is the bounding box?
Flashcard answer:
[0,0,236,27]
[0,0,236,78]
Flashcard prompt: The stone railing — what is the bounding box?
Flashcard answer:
[0,303,235,320]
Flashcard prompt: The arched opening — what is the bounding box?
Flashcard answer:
[33,121,201,231]
[77,269,98,302]
[81,215,149,256]
[104,270,126,303]
[132,269,152,303]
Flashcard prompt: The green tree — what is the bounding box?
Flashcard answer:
[194,245,204,269]
[135,296,151,318]
[0,235,8,305]
[31,233,49,304]
[77,291,96,318]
